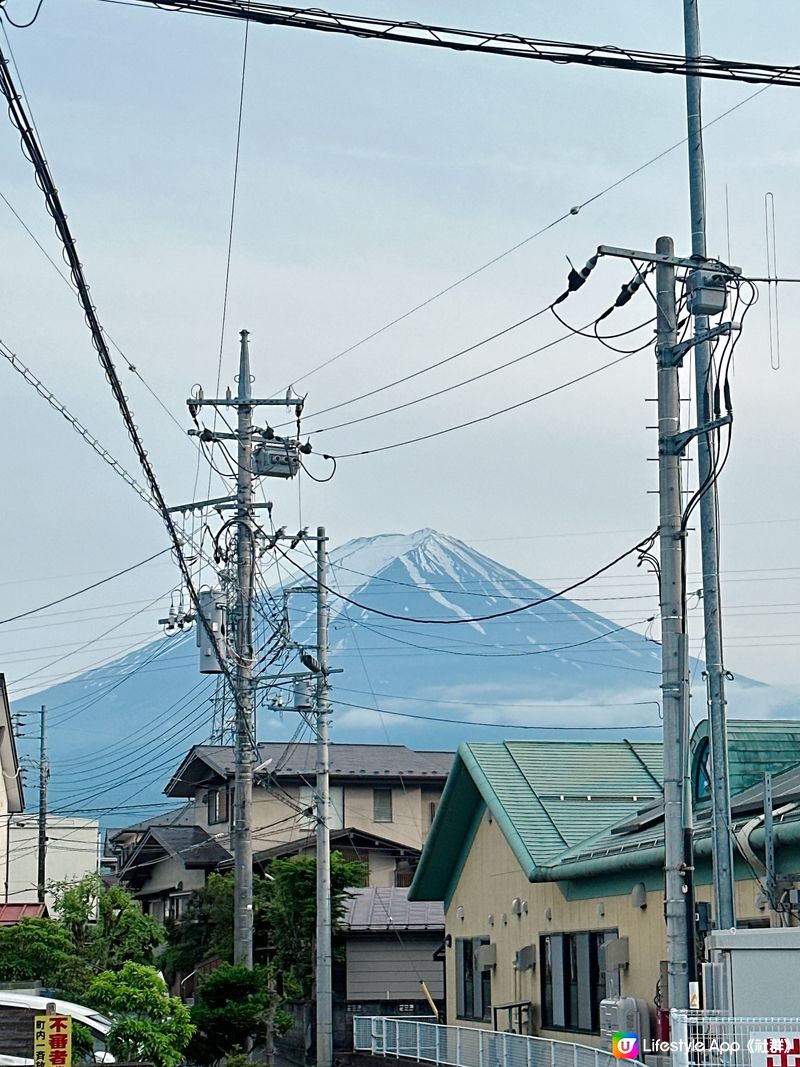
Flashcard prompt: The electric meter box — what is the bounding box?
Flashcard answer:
[252,441,300,479]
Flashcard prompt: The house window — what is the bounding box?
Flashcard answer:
[373,788,393,823]
[456,936,491,1022]
[539,930,617,1034]
[428,801,438,828]
[207,786,229,825]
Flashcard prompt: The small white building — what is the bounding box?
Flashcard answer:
[5,814,100,912]
[0,674,25,899]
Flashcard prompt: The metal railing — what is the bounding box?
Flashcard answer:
[671,1011,800,1067]
[353,1016,643,1067]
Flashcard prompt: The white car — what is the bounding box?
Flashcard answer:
[0,992,113,1064]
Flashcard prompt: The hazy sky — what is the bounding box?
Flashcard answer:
[1,0,800,715]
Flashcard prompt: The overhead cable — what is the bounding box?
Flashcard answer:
[0,547,171,626]
[0,42,241,711]
[95,1,800,88]
[276,531,657,625]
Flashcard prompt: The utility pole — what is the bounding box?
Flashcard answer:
[654,236,691,1012]
[37,705,47,904]
[180,331,306,970]
[599,237,740,1008]
[233,329,257,969]
[683,0,736,931]
[12,707,48,903]
[315,526,333,1067]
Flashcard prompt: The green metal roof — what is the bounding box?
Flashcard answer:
[409,738,663,901]
[409,720,800,902]
[691,719,800,798]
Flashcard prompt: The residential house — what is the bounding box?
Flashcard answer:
[408,722,800,1044]
[113,742,452,919]
[0,674,25,901]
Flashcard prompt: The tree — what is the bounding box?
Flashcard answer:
[0,918,90,994]
[163,853,366,999]
[52,872,163,972]
[162,872,272,980]
[265,852,366,998]
[188,964,274,1066]
[87,961,194,1067]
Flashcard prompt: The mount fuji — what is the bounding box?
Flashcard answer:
[20,529,693,820]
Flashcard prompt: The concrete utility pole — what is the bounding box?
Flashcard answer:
[655,237,691,1012]
[182,331,305,969]
[315,526,333,1067]
[37,705,47,904]
[233,329,257,969]
[683,0,736,931]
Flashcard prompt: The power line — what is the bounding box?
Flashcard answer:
[276,531,657,625]
[0,39,244,714]
[0,547,171,626]
[320,347,643,459]
[98,2,800,89]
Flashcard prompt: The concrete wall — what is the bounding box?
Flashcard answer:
[444,809,765,1043]
[347,935,444,1000]
[5,815,99,912]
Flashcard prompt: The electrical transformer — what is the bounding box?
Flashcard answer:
[252,439,301,479]
[196,586,227,673]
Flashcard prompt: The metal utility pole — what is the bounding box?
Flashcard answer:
[655,236,691,1012]
[37,705,47,903]
[233,329,257,969]
[683,0,736,931]
[315,526,333,1067]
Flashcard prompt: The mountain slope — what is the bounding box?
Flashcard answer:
[19,529,683,819]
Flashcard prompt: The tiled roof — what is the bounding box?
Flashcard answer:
[0,902,47,924]
[120,825,231,883]
[344,887,444,932]
[167,742,453,796]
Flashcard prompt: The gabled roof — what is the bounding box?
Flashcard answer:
[108,803,195,846]
[218,826,423,869]
[166,742,453,797]
[409,739,663,901]
[119,825,231,890]
[0,675,23,813]
[344,887,443,932]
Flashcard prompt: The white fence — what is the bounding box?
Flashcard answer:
[353,1016,642,1067]
[671,1011,800,1067]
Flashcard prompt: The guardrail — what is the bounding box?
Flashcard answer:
[671,1011,800,1067]
[353,1016,643,1067]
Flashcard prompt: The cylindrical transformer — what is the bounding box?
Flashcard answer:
[196,586,227,673]
[294,678,313,710]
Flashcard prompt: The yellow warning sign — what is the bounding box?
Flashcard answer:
[33,1014,72,1067]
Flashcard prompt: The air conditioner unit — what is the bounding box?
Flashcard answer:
[600,997,651,1054]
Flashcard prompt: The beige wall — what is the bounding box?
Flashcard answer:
[445,810,765,1043]
[191,777,442,868]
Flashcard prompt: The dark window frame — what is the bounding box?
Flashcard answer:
[539,928,617,1035]
[373,787,393,823]
[455,936,492,1022]
[207,785,229,825]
